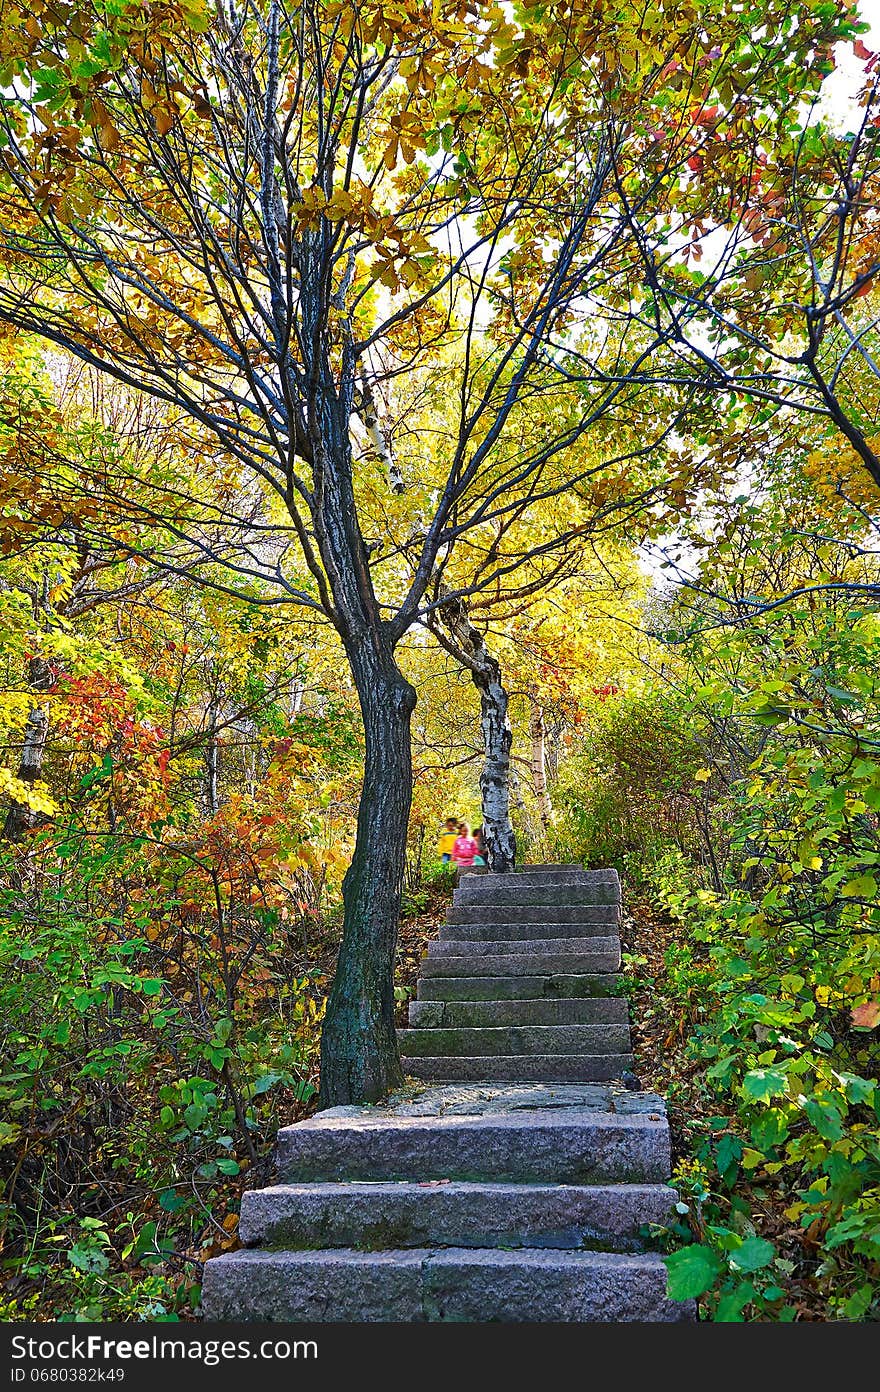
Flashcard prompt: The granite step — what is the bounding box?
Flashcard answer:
[427,935,620,958]
[439,917,619,940]
[398,1024,631,1057]
[276,1096,670,1184]
[420,949,621,977]
[201,1246,689,1322]
[448,904,620,925]
[408,997,628,1027]
[400,1054,635,1083]
[237,1180,676,1253]
[453,886,620,908]
[416,973,622,1000]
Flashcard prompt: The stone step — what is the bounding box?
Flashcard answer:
[201,1246,690,1322]
[420,949,621,977]
[460,865,617,881]
[398,1024,631,1057]
[237,1180,677,1253]
[417,973,622,1000]
[454,885,620,908]
[428,935,620,958]
[277,1100,670,1184]
[439,917,619,940]
[517,863,594,871]
[401,1054,635,1083]
[459,864,590,880]
[448,904,620,925]
[408,997,629,1027]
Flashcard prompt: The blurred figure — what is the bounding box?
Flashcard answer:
[472,824,487,867]
[436,816,460,864]
[452,821,479,869]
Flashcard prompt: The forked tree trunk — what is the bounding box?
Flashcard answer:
[318,646,416,1106]
[529,692,553,829]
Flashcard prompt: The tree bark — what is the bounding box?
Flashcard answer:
[318,647,416,1106]
[204,694,220,816]
[473,657,517,872]
[529,692,553,829]
[434,591,516,873]
[2,658,52,842]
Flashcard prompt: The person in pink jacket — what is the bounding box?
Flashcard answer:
[452,822,479,868]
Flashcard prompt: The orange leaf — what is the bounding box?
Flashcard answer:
[154,107,176,137]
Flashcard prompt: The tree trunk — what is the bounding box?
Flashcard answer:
[529,692,553,829]
[3,658,52,842]
[434,590,516,873]
[473,659,516,872]
[319,649,416,1106]
[204,697,220,816]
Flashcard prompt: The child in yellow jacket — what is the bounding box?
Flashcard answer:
[436,817,459,863]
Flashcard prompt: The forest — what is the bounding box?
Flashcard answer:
[0,0,879,1325]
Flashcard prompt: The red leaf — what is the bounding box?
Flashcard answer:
[851,1000,880,1029]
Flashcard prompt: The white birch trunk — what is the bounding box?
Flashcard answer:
[357,375,403,494]
[436,591,516,872]
[204,696,220,815]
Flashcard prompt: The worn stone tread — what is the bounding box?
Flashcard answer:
[416,973,622,1000]
[408,997,628,1027]
[428,935,620,957]
[238,1180,676,1252]
[401,1054,635,1082]
[201,1246,691,1322]
[277,1105,669,1183]
[450,899,620,920]
[397,1023,631,1057]
[439,917,619,940]
[420,950,621,977]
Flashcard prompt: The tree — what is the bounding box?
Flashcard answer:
[0,0,855,1102]
[616,30,880,495]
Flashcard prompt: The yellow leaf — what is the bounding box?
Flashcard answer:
[741,1148,765,1169]
[694,767,712,782]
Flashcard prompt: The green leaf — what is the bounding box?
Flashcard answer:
[664,1245,724,1300]
[839,1073,874,1105]
[841,874,877,898]
[159,1189,188,1213]
[715,1283,754,1321]
[729,1236,775,1273]
[802,1095,845,1141]
[842,1284,874,1320]
[183,1102,208,1130]
[742,1068,788,1102]
[715,1133,743,1181]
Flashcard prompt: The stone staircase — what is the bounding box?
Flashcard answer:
[399,864,630,1082]
[201,865,691,1322]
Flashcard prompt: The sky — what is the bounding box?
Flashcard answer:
[820,0,879,124]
